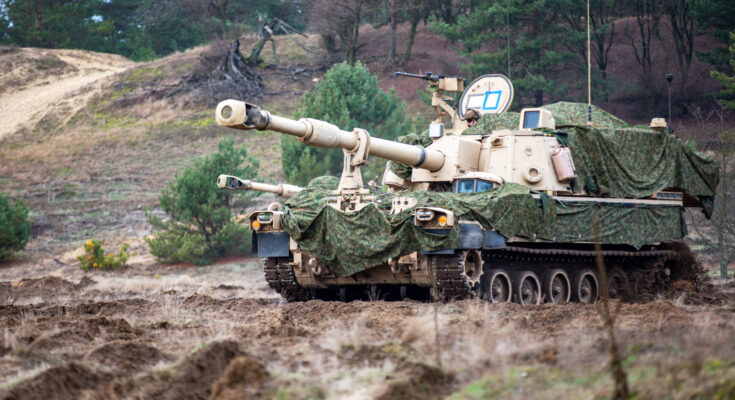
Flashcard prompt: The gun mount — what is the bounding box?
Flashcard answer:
[217,174,302,198]
[395,71,466,130]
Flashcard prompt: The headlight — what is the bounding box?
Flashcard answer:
[251,220,261,230]
[416,209,435,221]
[438,215,448,226]
[257,212,273,224]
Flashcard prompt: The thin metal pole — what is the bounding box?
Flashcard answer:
[507,0,511,78]
[587,0,592,125]
[668,85,672,134]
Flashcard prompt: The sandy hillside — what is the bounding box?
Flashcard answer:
[0,47,133,141]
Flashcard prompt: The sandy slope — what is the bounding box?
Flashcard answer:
[0,48,133,140]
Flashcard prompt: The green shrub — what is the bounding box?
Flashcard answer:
[78,239,129,270]
[281,62,416,185]
[146,137,258,265]
[0,194,31,261]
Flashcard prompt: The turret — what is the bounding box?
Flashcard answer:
[214,97,571,195]
[217,174,302,198]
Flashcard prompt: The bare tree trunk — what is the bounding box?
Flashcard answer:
[388,0,396,63]
[321,34,336,53]
[666,0,695,92]
[403,0,421,63]
[627,0,661,106]
[719,151,729,280]
[347,1,363,65]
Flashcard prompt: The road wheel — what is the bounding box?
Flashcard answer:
[574,269,599,304]
[514,271,542,305]
[543,269,570,304]
[482,269,512,303]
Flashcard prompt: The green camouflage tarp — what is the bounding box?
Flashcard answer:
[542,102,629,128]
[282,180,687,276]
[277,102,716,277]
[392,102,718,214]
[563,125,718,216]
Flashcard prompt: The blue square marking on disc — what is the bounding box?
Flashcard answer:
[482,91,502,110]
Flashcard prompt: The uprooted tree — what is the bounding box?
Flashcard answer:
[198,16,315,102]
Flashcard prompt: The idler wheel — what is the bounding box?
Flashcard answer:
[607,267,630,301]
[574,269,599,304]
[543,269,570,304]
[514,271,542,305]
[483,269,512,303]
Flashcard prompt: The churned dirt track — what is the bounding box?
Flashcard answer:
[1,259,734,400]
[0,47,133,141]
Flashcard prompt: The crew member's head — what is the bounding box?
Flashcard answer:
[464,109,480,127]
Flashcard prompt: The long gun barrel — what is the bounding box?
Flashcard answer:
[217,174,302,198]
[394,71,445,82]
[215,100,445,172]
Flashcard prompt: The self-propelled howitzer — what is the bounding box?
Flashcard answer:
[214,75,718,305]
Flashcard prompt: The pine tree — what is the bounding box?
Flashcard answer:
[711,31,735,109]
[281,62,412,185]
[146,137,259,265]
[431,0,574,107]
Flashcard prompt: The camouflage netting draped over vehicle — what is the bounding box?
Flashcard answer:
[393,102,719,214]
[277,102,717,277]
[563,126,718,216]
[282,179,688,276]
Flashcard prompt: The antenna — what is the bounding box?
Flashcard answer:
[506,0,511,79]
[586,0,592,125]
[666,74,674,134]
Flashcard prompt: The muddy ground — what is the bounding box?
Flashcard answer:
[1,257,734,400]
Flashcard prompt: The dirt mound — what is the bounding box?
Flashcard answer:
[660,242,730,304]
[86,340,168,372]
[0,276,95,304]
[377,361,453,400]
[141,340,244,400]
[1,362,105,400]
[182,293,276,314]
[14,316,139,356]
[209,355,270,400]
[281,299,417,325]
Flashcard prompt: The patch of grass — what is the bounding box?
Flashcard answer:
[32,55,67,71]
[450,366,608,400]
[122,66,164,85]
[104,192,127,202]
[56,166,73,176]
[167,112,216,130]
[101,87,134,104]
[93,112,138,131]
[451,356,735,400]
[273,385,324,400]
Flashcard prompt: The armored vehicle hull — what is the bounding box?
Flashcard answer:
[215,75,717,304]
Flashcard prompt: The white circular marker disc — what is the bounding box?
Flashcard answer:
[459,74,514,118]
